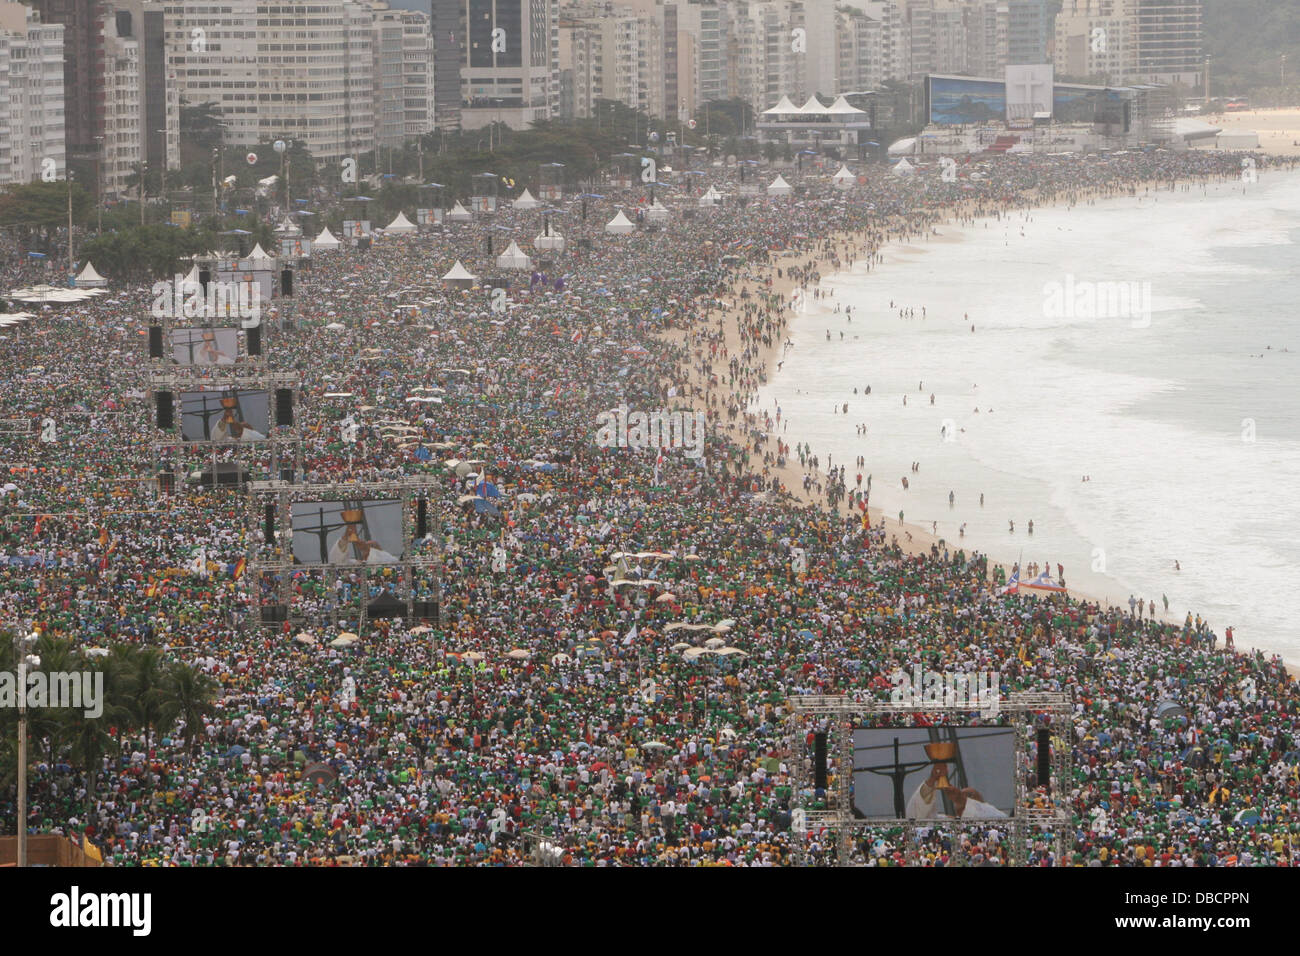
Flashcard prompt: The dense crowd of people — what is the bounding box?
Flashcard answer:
[1,148,1298,866]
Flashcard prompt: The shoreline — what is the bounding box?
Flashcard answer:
[667,168,1294,671]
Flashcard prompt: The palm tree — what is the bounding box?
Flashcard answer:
[159,662,218,755]
[124,647,167,752]
[61,701,116,814]
[98,645,139,753]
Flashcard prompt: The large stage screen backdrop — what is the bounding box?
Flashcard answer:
[179,389,270,442]
[852,727,1016,820]
[171,328,240,366]
[290,499,405,566]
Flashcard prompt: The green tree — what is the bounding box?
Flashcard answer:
[159,662,219,755]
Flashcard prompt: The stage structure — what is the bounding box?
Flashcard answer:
[148,367,303,490]
[784,692,1072,867]
[245,477,443,635]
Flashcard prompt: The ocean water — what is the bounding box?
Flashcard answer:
[757,171,1300,665]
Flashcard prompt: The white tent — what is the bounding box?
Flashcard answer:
[74,262,107,288]
[832,165,856,190]
[534,231,565,252]
[314,227,341,250]
[767,175,793,196]
[513,188,542,209]
[605,210,635,234]
[762,95,800,116]
[697,191,716,208]
[798,95,829,116]
[384,211,418,234]
[827,96,866,115]
[275,217,302,236]
[447,202,472,222]
[495,241,532,270]
[645,199,670,221]
[1217,130,1260,149]
[442,260,477,286]
[892,157,915,176]
[247,243,272,261]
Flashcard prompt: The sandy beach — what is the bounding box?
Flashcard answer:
[665,170,1283,650]
[1202,106,1300,156]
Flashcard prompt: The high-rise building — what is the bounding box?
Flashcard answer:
[111,1,181,178]
[373,4,409,148]
[0,2,66,186]
[1007,0,1050,65]
[1054,0,1200,86]
[27,0,106,159]
[165,2,380,162]
[1133,0,1201,86]
[100,12,142,198]
[964,1,1009,78]
[163,0,260,146]
[395,8,434,137]
[1054,0,1137,83]
[460,0,558,129]
[431,0,463,128]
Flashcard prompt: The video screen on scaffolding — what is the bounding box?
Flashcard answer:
[171,327,240,366]
[179,389,270,443]
[290,499,405,566]
[852,727,1016,820]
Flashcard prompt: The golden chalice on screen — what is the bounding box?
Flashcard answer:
[924,741,957,791]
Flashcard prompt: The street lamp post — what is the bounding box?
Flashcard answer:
[14,631,40,868]
[93,135,104,235]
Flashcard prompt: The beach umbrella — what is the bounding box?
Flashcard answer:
[302,763,338,787]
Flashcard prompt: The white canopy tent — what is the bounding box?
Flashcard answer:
[446,202,472,222]
[827,96,866,115]
[832,165,856,190]
[767,175,793,196]
[605,210,635,234]
[892,157,915,176]
[275,217,302,236]
[798,95,829,115]
[513,188,542,209]
[762,95,800,116]
[495,241,532,270]
[313,227,341,250]
[74,262,108,288]
[246,243,273,262]
[534,231,565,252]
[645,199,670,221]
[384,211,418,234]
[442,260,478,286]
